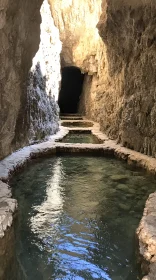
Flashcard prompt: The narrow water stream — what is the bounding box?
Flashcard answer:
[61,122,93,127]
[60,133,101,144]
[11,156,156,280]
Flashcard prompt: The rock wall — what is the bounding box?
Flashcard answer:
[0,226,17,280]
[137,192,156,280]
[82,0,156,158]
[50,0,156,158]
[49,0,103,74]
[0,0,156,156]
[0,0,61,159]
[27,0,61,143]
[0,0,43,160]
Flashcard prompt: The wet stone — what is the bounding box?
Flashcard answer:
[118,203,131,211]
[129,210,135,215]
[110,175,129,183]
[127,188,136,194]
[126,194,134,198]
[116,184,129,192]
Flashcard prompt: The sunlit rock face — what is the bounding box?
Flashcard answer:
[0,0,43,160]
[1,0,156,159]
[50,0,156,157]
[137,192,156,280]
[49,0,103,74]
[81,0,156,157]
[27,0,61,142]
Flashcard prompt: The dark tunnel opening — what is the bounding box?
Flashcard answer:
[58,66,85,114]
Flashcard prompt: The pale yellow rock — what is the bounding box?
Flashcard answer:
[137,192,156,280]
[49,0,156,158]
[49,0,103,73]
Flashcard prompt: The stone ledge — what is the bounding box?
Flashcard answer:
[137,193,156,280]
[0,181,17,238]
[0,121,156,279]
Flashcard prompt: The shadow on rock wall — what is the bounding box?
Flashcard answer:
[27,62,59,143]
[0,0,43,160]
[0,226,17,280]
[12,61,59,149]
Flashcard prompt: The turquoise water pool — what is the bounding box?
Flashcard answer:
[11,156,156,280]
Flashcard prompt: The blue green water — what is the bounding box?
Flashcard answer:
[11,156,156,280]
[60,133,101,144]
[61,122,93,127]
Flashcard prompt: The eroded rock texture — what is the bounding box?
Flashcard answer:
[0,0,61,159]
[51,0,156,158]
[97,0,156,157]
[137,192,156,280]
[0,0,43,160]
[27,0,61,143]
[83,0,156,157]
[0,226,17,280]
[49,0,103,74]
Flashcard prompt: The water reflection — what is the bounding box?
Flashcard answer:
[30,158,64,238]
[11,156,156,280]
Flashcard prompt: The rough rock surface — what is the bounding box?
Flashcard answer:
[0,181,17,238]
[0,0,61,159]
[0,226,17,280]
[27,0,62,143]
[81,0,156,158]
[0,120,156,279]
[1,0,155,159]
[0,0,43,160]
[49,0,103,74]
[50,0,156,158]
[137,192,156,280]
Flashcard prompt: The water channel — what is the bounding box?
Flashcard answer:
[10,155,156,280]
[60,133,101,144]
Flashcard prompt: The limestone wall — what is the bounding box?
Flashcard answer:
[0,0,61,160]
[137,192,156,280]
[82,0,156,158]
[27,0,61,143]
[50,0,156,158]
[0,0,43,160]
[2,0,155,159]
[49,0,103,74]
[0,227,17,280]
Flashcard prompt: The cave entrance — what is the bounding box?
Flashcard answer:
[58,66,85,114]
